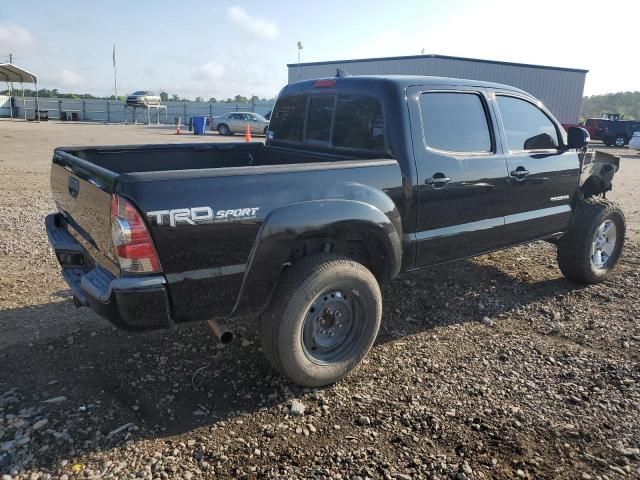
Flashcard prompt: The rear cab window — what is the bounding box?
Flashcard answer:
[269,92,385,153]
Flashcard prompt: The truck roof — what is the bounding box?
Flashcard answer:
[285,74,528,96]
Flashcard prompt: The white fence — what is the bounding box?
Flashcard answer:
[0,97,275,124]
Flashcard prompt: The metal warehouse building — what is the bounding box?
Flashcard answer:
[287,54,587,124]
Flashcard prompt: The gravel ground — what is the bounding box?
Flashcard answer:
[0,120,639,480]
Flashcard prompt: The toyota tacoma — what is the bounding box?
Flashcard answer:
[46,74,625,387]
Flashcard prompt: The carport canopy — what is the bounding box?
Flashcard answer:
[0,63,37,84]
[0,63,38,121]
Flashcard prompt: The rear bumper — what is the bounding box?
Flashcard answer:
[45,213,172,331]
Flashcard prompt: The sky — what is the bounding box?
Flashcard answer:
[0,0,638,99]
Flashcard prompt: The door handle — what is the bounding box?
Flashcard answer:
[68,176,79,198]
[510,167,530,179]
[425,173,451,188]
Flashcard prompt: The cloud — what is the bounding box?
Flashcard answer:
[56,69,85,88]
[227,6,279,39]
[195,61,225,81]
[0,23,35,51]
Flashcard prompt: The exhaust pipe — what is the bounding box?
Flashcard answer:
[207,319,233,344]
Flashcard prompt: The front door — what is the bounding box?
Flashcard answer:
[409,86,509,267]
[491,93,580,244]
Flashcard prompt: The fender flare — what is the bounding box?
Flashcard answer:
[229,199,402,319]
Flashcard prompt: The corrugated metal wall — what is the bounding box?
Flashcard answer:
[0,97,275,123]
[288,57,586,124]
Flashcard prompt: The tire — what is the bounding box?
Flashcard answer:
[557,198,625,284]
[217,124,230,135]
[614,135,627,147]
[259,254,382,387]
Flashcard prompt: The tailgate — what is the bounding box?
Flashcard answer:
[50,149,118,263]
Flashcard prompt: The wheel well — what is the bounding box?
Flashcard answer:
[287,227,391,281]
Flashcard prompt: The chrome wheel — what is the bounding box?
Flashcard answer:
[591,219,617,269]
[302,289,361,364]
[614,136,626,147]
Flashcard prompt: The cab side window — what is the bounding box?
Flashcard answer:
[419,92,492,153]
[496,96,559,151]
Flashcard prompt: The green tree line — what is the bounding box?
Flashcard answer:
[581,91,640,121]
[4,88,638,116]
[0,88,274,103]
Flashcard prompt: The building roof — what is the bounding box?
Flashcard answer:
[0,63,38,84]
[287,53,588,74]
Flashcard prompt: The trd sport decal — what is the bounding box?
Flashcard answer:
[147,206,260,227]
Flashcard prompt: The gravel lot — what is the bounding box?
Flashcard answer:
[0,120,639,480]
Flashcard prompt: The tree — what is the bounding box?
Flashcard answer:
[160,92,169,101]
[581,91,640,121]
[208,97,218,103]
[195,96,204,103]
[171,94,180,101]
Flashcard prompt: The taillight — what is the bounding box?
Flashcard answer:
[110,195,161,273]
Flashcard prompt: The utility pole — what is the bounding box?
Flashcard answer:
[112,44,118,99]
[297,41,303,80]
[9,53,12,64]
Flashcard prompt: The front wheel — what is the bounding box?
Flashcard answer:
[557,198,625,284]
[217,124,230,135]
[260,254,382,387]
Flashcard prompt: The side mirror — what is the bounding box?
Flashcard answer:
[567,126,590,149]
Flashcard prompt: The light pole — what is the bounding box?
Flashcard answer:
[297,41,303,79]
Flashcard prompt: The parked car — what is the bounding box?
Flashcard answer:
[210,112,269,136]
[46,75,624,387]
[125,91,161,106]
[629,131,640,151]
[583,117,640,146]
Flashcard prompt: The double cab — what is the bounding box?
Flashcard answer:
[46,75,625,386]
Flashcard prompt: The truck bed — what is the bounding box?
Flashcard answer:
[63,142,381,174]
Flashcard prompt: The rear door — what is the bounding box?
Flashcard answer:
[409,86,509,266]
[491,92,579,244]
[227,113,243,133]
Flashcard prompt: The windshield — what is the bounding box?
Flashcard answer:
[132,91,148,95]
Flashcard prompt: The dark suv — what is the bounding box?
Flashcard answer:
[584,118,640,147]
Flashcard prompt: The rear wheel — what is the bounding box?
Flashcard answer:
[260,254,382,387]
[217,124,230,135]
[614,135,627,147]
[557,198,625,284]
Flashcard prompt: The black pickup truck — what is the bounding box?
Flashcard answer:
[46,75,625,387]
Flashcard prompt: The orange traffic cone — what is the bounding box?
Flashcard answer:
[245,124,252,142]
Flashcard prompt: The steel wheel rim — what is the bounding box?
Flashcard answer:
[615,137,625,146]
[591,219,617,270]
[302,289,361,364]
